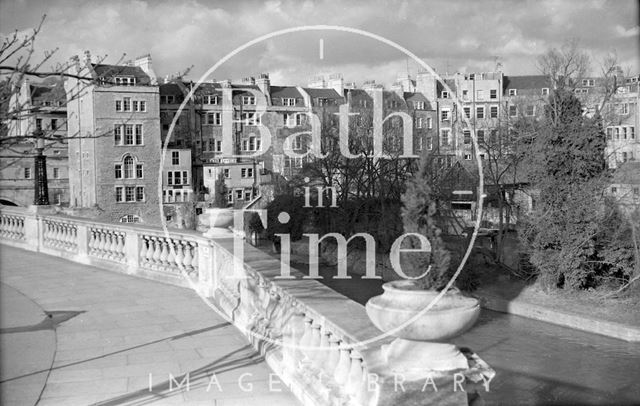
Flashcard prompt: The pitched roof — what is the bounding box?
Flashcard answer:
[92,64,151,85]
[270,86,302,98]
[503,75,550,91]
[303,87,343,99]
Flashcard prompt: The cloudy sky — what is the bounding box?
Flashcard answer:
[1,0,638,87]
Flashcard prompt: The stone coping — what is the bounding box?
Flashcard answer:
[478,291,640,342]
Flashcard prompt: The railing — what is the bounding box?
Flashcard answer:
[0,206,493,406]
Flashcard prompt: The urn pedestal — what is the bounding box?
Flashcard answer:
[365,280,480,378]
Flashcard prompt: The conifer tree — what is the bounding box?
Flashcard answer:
[400,153,452,290]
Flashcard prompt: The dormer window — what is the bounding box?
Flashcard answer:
[205,95,219,104]
[242,96,256,105]
[282,98,296,106]
[114,77,135,86]
[413,101,425,110]
[508,89,517,96]
[541,88,549,96]
[441,91,450,99]
[581,79,595,87]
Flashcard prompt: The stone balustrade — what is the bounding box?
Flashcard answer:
[0,206,493,405]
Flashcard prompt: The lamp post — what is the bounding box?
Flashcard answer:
[33,129,49,205]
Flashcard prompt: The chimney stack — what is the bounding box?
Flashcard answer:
[256,73,270,97]
[134,54,157,85]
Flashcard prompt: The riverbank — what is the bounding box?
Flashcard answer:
[474,271,640,342]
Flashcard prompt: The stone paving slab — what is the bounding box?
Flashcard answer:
[0,245,300,406]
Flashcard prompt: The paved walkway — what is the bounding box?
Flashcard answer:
[0,245,299,406]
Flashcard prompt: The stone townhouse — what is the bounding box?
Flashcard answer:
[65,53,161,224]
[1,78,69,206]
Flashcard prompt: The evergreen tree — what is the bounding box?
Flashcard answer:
[400,152,452,290]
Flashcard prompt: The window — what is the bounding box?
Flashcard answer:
[125,186,135,202]
[114,77,135,86]
[227,190,233,203]
[582,79,595,87]
[215,140,222,152]
[417,136,424,151]
[244,190,252,201]
[114,125,122,145]
[54,193,62,205]
[464,154,472,160]
[223,169,230,178]
[205,95,218,104]
[135,124,143,145]
[490,129,498,143]
[242,136,260,151]
[53,167,60,179]
[441,109,450,121]
[116,187,123,202]
[282,98,296,106]
[427,137,433,150]
[124,156,134,178]
[235,189,243,200]
[138,101,146,112]
[124,125,134,145]
[622,152,628,162]
[490,89,497,99]
[476,106,484,119]
[413,101,425,110]
[463,107,471,119]
[615,127,620,139]
[463,130,471,145]
[50,119,58,130]
[490,105,498,118]
[526,105,535,116]
[116,100,122,111]
[123,97,131,111]
[284,113,298,127]
[135,186,144,201]
[172,151,179,165]
[620,103,629,115]
[623,127,628,139]
[476,90,484,100]
[167,172,173,185]
[509,105,517,117]
[508,89,517,96]
[441,91,449,99]
[120,214,141,223]
[611,187,617,194]
[242,112,260,126]
[461,89,469,100]
[136,164,143,179]
[206,112,221,125]
[24,167,32,179]
[242,96,256,105]
[115,164,122,179]
[542,88,549,96]
[477,130,485,144]
[441,129,450,146]
[606,127,613,140]
[241,168,254,178]
[416,117,423,128]
[35,118,42,131]
[631,127,636,139]
[182,171,188,185]
[427,117,433,129]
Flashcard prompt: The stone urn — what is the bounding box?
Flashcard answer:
[202,207,234,237]
[365,280,480,378]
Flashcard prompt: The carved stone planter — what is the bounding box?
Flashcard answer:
[365,280,480,378]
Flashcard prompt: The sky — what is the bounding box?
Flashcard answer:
[0,0,638,87]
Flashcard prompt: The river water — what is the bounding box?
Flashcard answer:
[289,261,640,405]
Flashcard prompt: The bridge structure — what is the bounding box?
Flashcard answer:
[0,206,494,405]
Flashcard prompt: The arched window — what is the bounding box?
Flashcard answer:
[123,156,134,178]
[120,214,141,223]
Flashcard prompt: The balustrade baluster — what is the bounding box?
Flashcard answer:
[139,236,148,263]
[333,346,351,386]
[182,241,193,272]
[345,352,364,399]
[152,237,162,269]
[174,241,184,271]
[190,242,198,274]
[166,239,176,271]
